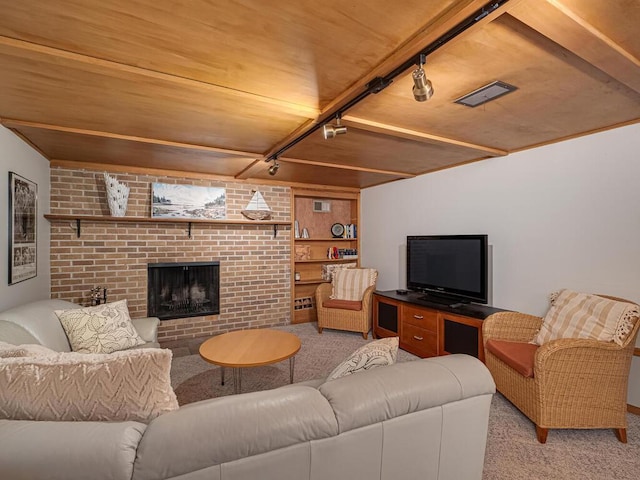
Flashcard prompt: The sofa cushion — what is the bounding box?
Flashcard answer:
[327,337,398,381]
[133,386,338,479]
[486,339,538,378]
[0,320,40,346]
[0,348,178,423]
[0,340,56,358]
[330,268,377,301]
[0,419,146,480]
[533,289,639,346]
[322,299,363,311]
[0,299,79,351]
[56,299,145,354]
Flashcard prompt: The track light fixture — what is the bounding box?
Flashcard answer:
[264,0,506,163]
[412,53,434,102]
[268,158,280,176]
[322,113,347,139]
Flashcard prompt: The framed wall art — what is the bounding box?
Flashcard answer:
[151,183,226,220]
[8,172,37,284]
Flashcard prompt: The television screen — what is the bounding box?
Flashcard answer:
[407,235,488,304]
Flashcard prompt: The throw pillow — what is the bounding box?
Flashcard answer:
[327,336,399,381]
[321,262,357,281]
[0,340,56,358]
[330,268,378,301]
[0,348,178,423]
[56,299,145,353]
[533,289,640,346]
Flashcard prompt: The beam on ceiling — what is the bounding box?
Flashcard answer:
[0,36,319,118]
[508,0,640,93]
[1,119,262,158]
[278,156,416,178]
[234,159,269,180]
[6,127,50,160]
[50,159,361,192]
[342,116,508,157]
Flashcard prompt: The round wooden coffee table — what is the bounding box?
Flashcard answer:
[199,329,301,394]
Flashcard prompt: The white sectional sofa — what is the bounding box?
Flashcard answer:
[0,299,496,480]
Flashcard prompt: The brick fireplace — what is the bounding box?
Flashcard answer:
[49,167,291,343]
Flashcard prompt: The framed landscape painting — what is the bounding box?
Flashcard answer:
[151,183,226,220]
[8,172,37,284]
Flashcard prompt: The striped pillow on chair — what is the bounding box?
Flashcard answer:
[533,289,639,346]
[330,268,378,301]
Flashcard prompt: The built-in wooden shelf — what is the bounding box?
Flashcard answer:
[295,279,331,285]
[44,214,291,238]
[294,238,356,242]
[294,258,358,264]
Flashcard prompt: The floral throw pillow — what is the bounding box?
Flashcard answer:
[56,300,145,354]
[327,337,399,381]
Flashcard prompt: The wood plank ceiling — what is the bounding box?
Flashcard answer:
[0,0,638,189]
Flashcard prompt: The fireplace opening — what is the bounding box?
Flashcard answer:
[147,261,220,320]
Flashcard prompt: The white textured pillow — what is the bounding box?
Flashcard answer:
[56,299,145,353]
[327,337,399,381]
[533,289,640,346]
[0,348,178,423]
[330,268,378,301]
[0,340,56,358]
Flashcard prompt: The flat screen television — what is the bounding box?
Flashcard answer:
[406,234,488,305]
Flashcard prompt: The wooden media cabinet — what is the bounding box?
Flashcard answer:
[373,290,507,361]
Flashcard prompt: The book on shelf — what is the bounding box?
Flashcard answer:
[327,247,358,259]
[342,224,357,238]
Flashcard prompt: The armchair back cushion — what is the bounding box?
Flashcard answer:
[330,268,378,301]
[533,289,639,346]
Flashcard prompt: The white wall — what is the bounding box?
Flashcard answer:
[0,126,51,311]
[361,122,640,406]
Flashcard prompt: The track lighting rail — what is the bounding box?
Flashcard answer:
[265,0,509,164]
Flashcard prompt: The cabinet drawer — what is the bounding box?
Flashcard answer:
[402,305,438,332]
[401,323,437,357]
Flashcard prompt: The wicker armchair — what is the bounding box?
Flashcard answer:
[315,283,376,339]
[483,296,640,443]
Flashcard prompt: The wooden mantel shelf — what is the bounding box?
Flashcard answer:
[44,214,291,238]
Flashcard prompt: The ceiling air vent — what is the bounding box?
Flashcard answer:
[313,200,331,213]
[454,80,517,108]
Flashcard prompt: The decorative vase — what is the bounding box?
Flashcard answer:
[103,172,130,217]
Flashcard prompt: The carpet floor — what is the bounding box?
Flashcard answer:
[170,323,640,479]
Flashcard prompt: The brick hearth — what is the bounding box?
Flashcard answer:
[49,167,291,343]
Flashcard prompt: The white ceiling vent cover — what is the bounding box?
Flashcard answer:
[313,200,331,213]
[454,81,517,107]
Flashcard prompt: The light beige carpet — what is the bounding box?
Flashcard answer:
[170,323,640,479]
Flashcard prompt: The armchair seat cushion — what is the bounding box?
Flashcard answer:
[485,339,537,378]
[322,299,362,311]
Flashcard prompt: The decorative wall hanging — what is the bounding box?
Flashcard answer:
[8,172,37,284]
[151,183,226,220]
[241,190,272,220]
[103,172,130,217]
